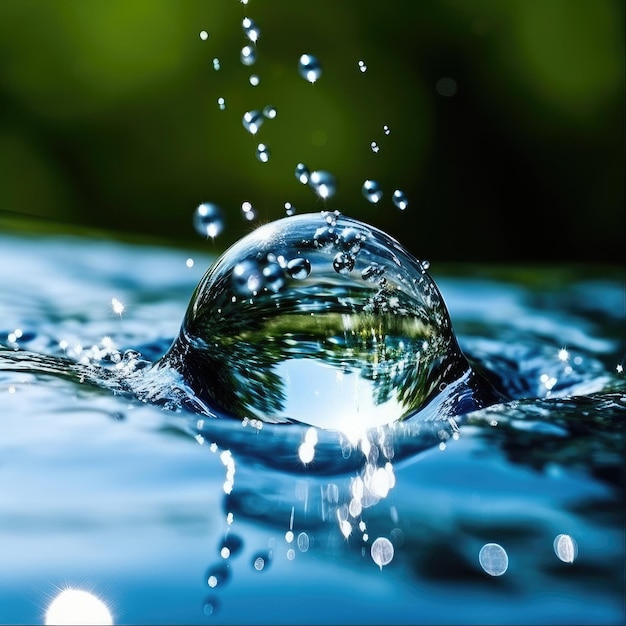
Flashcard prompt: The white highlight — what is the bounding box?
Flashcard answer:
[45,589,113,625]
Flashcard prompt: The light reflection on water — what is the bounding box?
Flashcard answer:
[0,231,624,624]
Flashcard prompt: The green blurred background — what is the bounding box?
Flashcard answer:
[0,0,623,263]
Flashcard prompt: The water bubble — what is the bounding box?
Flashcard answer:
[297,532,310,552]
[242,110,264,135]
[309,170,336,199]
[199,30,209,41]
[286,257,311,280]
[263,105,277,119]
[362,179,383,204]
[252,551,271,571]
[357,60,368,73]
[370,141,380,153]
[553,534,578,563]
[206,563,230,588]
[193,203,224,239]
[165,213,467,429]
[217,97,226,110]
[298,53,322,83]
[240,45,257,66]
[383,125,391,135]
[295,162,310,184]
[479,543,508,576]
[212,58,220,71]
[256,143,270,163]
[371,537,394,570]
[242,17,260,43]
[284,202,296,216]
[249,74,260,86]
[220,533,244,559]
[392,189,408,211]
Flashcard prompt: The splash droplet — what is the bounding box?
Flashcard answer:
[242,110,264,135]
[164,213,470,430]
[553,534,578,563]
[383,125,391,135]
[284,202,296,216]
[392,189,408,211]
[309,170,336,199]
[295,162,310,184]
[479,543,508,576]
[217,97,226,110]
[362,179,383,204]
[371,537,394,569]
[298,53,322,83]
[193,203,224,239]
[357,60,368,73]
[256,143,270,163]
[242,17,260,43]
[370,141,380,153]
[241,201,256,221]
[249,74,260,86]
[240,45,257,66]
[263,105,277,119]
[212,58,220,71]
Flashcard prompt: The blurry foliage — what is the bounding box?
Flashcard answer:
[0,0,623,262]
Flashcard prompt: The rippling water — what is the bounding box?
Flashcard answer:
[0,224,624,625]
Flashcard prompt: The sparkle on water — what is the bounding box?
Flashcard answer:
[162,211,472,431]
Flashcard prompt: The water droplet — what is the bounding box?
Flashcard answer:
[420,259,430,272]
[309,170,336,199]
[371,537,394,570]
[219,534,244,559]
[249,74,260,86]
[165,213,467,430]
[252,552,271,571]
[298,53,322,83]
[242,17,260,43]
[240,45,257,66]
[241,201,256,221]
[217,97,226,110]
[263,105,277,119]
[199,30,209,41]
[193,203,224,239]
[297,532,310,552]
[242,110,264,135]
[256,143,270,163]
[206,563,230,588]
[370,141,380,153]
[212,58,220,71]
[295,162,310,184]
[284,202,296,216]
[392,189,408,211]
[362,179,383,204]
[479,543,508,576]
[286,257,311,280]
[383,125,391,135]
[357,60,368,73]
[553,534,577,563]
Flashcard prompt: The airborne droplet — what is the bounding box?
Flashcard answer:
[193,203,224,239]
[371,537,394,570]
[362,179,383,204]
[298,53,322,83]
[242,110,264,135]
[392,189,408,211]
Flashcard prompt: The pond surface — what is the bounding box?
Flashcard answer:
[0,225,624,625]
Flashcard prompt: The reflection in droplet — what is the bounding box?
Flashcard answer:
[240,45,257,66]
[193,203,224,239]
[479,543,508,576]
[554,534,578,563]
[242,110,264,135]
[362,179,383,204]
[220,534,244,559]
[392,189,408,211]
[298,53,322,83]
[163,212,472,431]
[371,537,394,570]
[45,589,113,625]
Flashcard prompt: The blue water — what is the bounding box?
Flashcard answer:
[0,227,624,625]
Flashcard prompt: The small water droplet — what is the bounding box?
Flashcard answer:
[357,59,368,73]
[256,143,270,163]
[479,543,508,576]
[284,202,296,216]
[297,532,310,552]
[295,162,310,184]
[298,53,322,83]
[553,534,578,563]
[263,105,277,119]
[217,97,226,110]
[199,30,209,41]
[242,110,264,135]
[333,251,355,275]
[219,534,244,559]
[249,74,260,86]
[252,552,271,571]
[392,189,408,211]
[309,170,336,199]
[193,203,224,239]
[206,563,230,588]
[420,259,430,272]
[371,537,394,570]
[383,125,391,135]
[362,179,383,204]
[286,257,311,280]
[240,45,257,66]
[370,141,380,153]
[212,58,220,71]
[241,201,256,221]
[242,17,260,43]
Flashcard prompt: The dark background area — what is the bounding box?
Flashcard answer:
[0,0,623,263]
